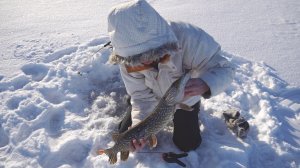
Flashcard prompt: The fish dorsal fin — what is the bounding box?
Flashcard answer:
[178,103,194,111]
[111,132,122,142]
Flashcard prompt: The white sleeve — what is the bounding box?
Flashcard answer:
[176,23,235,98]
[119,65,158,125]
[198,53,235,98]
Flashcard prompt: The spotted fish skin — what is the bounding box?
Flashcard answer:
[99,71,192,164]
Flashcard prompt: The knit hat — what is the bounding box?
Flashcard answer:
[107,0,178,57]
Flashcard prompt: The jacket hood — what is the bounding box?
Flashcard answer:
[107,0,178,57]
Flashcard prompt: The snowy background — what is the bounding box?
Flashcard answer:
[0,0,299,168]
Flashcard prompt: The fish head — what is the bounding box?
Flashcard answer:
[165,70,191,104]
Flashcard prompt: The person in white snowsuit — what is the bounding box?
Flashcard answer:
[108,0,235,152]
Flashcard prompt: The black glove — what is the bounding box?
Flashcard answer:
[223,109,250,138]
[162,152,188,167]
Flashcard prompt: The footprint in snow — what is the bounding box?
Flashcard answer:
[279,88,300,112]
[21,63,49,81]
[249,143,289,168]
[39,87,65,104]
[0,75,30,92]
[6,95,27,110]
[0,124,9,147]
[12,123,32,144]
[40,140,90,168]
[46,109,65,137]
[44,46,78,63]
[13,107,65,144]
[16,104,43,121]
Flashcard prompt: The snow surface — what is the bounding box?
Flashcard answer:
[0,0,300,168]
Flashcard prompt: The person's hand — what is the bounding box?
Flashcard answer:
[126,126,147,152]
[130,138,147,152]
[184,78,209,98]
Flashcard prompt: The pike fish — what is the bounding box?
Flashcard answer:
[98,71,192,164]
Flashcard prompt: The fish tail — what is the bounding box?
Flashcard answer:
[98,148,118,164]
[120,151,130,161]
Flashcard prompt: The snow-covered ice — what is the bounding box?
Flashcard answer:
[0,0,299,167]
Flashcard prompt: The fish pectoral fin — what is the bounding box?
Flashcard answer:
[120,151,130,161]
[178,103,194,111]
[148,134,158,149]
[111,132,121,142]
[108,152,118,164]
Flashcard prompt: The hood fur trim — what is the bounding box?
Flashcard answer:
[109,43,179,66]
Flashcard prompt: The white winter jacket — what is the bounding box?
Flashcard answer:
[119,22,235,125]
[107,0,234,125]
